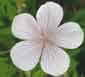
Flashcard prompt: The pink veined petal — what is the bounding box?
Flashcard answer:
[56,22,84,49]
[12,13,40,40]
[10,41,42,71]
[36,2,63,33]
[40,46,70,76]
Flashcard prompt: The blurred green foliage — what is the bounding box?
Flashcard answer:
[0,57,17,77]
[0,0,85,77]
[0,0,17,77]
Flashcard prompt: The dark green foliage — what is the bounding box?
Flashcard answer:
[0,57,17,77]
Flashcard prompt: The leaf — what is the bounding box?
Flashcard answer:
[68,48,80,58]
[70,9,85,28]
[0,27,15,51]
[64,0,80,5]
[76,46,85,74]
[0,57,16,77]
[32,70,46,77]
[25,64,46,77]
[26,0,37,16]
[32,64,46,77]
[0,0,16,20]
[0,20,5,27]
[68,58,78,77]
[7,3,16,20]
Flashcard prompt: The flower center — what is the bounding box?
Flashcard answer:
[40,30,56,48]
[40,31,48,48]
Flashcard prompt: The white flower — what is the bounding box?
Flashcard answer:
[10,2,84,76]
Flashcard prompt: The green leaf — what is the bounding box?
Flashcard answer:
[26,0,37,16]
[64,0,80,5]
[68,48,80,57]
[0,0,16,20]
[32,70,46,77]
[0,27,15,51]
[7,3,16,20]
[70,9,85,28]
[0,20,5,27]
[32,64,46,77]
[68,58,78,77]
[25,64,46,77]
[0,57,16,77]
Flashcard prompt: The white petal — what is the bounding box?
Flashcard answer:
[56,22,84,49]
[36,2,63,32]
[10,41,42,71]
[12,13,40,40]
[41,46,70,76]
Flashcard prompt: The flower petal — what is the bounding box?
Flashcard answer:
[41,46,70,76]
[12,13,39,40]
[10,41,42,71]
[36,2,63,32]
[56,22,84,49]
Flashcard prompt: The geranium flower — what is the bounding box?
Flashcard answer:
[10,2,84,76]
